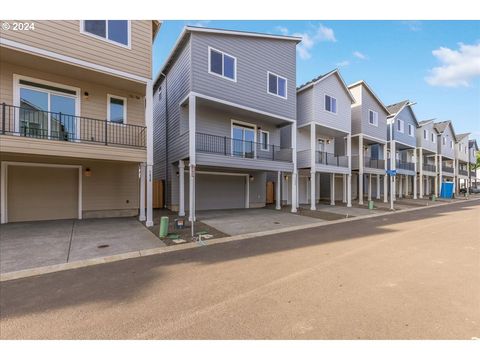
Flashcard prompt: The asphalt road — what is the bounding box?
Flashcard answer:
[1,200,479,339]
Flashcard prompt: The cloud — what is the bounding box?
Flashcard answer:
[336,60,350,67]
[402,21,422,32]
[276,23,336,60]
[425,42,480,87]
[187,20,210,28]
[353,51,367,60]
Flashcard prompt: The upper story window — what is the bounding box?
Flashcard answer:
[107,94,127,124]
[431,133,436,143]
[397,119,404,133]
[442,136,446,145]
[325,95,337,114]
[450,140,453,149]
[209,47,236,81]
[368,110,378,126]
[259,130,269,151]
[459,143,462,152]
[82,20,130,47]
[423,129,428,140]
[267,72,287,99]
[408,124,414,137]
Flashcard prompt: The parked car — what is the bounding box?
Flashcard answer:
[459,187,480,194]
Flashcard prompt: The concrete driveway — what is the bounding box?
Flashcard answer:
[0,218,164,274]
[197,208,324,236]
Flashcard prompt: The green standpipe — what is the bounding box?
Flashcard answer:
[431,195,436,202]
[368,200,374,210]
[159,216,169,238]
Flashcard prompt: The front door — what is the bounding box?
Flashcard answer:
[232,123,256,158]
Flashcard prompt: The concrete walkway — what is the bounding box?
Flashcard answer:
[0,218,165,274]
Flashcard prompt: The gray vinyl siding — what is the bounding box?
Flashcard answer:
[456,137,469,162]
[190,32,297,120]
[296,89,313,127]
[438,125,456,159]
[311,74,351,133]
[359,86,387,140]
[391,106,416,148]
[416,122,437,153]
[351,104,362,135]
[153,37,191,205]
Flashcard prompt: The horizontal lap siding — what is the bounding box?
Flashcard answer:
[417,122,437,153]
[456,137,469,162]
[1,20,152,78]
[191,33,297,120]
[393,107,417,148]
[312,75,351,133]
[296,89,313,127]
[360,86,388,141]
[438,125,456,159]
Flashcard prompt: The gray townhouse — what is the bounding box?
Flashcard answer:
[348,80,390,205]
[469,139,479,187]
[152,26,301,220]
[455,133,470,193]
[386,101,419,201]
[293,69,354,210]
[433,121,457,194]
[415,119,439,198]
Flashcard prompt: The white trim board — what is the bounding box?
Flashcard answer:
[0,161,82,224]
[1,38,149,84]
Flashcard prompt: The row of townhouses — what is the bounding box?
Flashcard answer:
[0,22,478,225]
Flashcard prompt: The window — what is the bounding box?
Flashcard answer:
[267,72,287,98]
[408,124,414,136]
[82,20,130,47]
[260,130,269,151]
[443,136,446,145]
[431,133,435,143]
[368,110,378,126]
[325,95,337,114]
[107,95,127,124]
[397,119,404,133]
[423,129,428,140]
[450,140,453,149]
[209,47,236,81]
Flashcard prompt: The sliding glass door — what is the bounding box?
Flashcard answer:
[232,123,256,158]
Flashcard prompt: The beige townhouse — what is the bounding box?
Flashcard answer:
[0,20,160,225]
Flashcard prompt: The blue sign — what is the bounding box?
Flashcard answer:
[386,169,397,176]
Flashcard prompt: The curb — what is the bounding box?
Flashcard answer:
[1,197,479,282]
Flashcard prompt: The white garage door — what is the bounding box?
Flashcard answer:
[7,165,78,222]
[186,173,246,210]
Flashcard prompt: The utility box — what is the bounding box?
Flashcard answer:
[174,218,185,229]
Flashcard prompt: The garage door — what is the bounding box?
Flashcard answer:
[186,173,246,210]
[7,165,78,222]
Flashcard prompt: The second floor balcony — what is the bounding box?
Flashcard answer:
[316,151,349,168]
[442,164,454,174]
[422,163,436,172]
[0,103,146,149]
[389,160,415,172]
[458,169,469,176]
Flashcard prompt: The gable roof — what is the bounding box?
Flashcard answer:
[434,120,457,141]
[456,132,470,141]
[418,119,436,127]
[469,139,479,151]
[347,80,389,114]
[153,26,302,88]
[386,100,419,126]
[297,69,356,103]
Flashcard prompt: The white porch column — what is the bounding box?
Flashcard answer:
[399,173,403,198]
[330,173,335,205]
[438,154,443,196]
[342,174,347,203]
[178,160,185,216]
[404,175,409,197]
[413,149,418,199]
[383,143,388,203]
[291,123,298,213]
[145,80,154,227]
[309,123,316,210]
[376,174,381,200]
[347,133,352,207]
[188,94,196,222]
[418,148,423,198]
[276,171,281,210]
[245,175,250,208]
[367,174,372,201]
[358,135,364,204]
[139,163,146,221]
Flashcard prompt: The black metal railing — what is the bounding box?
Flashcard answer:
[195,132,293,162]
[442,165,454,173]
[422,163,436,172]
[458,169,468,176]
[316,151,348,167]
[470,170,477,177]
[363,156,385,169]
[396,160,415,171]
[0,103,146,148]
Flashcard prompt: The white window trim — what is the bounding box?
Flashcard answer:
[423,129,428,140]
[450,140,453,149]
[324,94,337,115]
[266,71,288,99]
[442,136,446,145]
[80,20,131,49]
[431,133,436,143]
[397,119,404,133]
[408,124,414,137]
[368,109,378,126]
[259,130,270,151]
[107,94,128,125]
[230,119,257,158]
[13,74,81,136]
[208,46,237,82]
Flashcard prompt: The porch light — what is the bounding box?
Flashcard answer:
[84,168,92,177]
[249,175,254,182]
[84,91,89,99]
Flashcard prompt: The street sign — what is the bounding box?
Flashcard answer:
[386,169,397,176]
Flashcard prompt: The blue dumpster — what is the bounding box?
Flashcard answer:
[440,182,454,199]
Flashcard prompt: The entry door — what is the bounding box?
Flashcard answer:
[18,80,78,141]
[232,124,256,158]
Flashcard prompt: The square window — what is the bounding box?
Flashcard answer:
[108,96,126,124]
[325,95,337,114]
[267,72,287,98]
[83,20,129,47]
[209,48,236,81]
